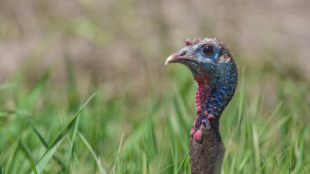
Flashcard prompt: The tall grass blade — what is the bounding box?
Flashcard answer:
[258,101,283,138]
[21,112,66,170]
[170,95,186,151]
[22,113,49,147]
[20,140,36,166]
[252,124,260,171]
[291,154,310,174]
[46,93,96,152]
[175,149,189,174]
[30,138,64,174]
[0,151,3,174]
[4,138,19,174]
[21,141,37,174]
[237,151,251,172]
[142,152,147,174]
[113,132,125,173]
[27,92,96,174]
[173,84,188,124]
[65,113,80,174]
[77,131,106,174]
[159,159,180,174]
[27,93,95,172]
[237,67,245,128]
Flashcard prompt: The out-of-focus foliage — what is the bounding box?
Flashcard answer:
[0,0,309,173]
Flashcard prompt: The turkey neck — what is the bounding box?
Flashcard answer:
[190,76,223,174]
[190,66,237,174]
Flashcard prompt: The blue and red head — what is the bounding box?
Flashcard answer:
[165,38,236,83]
[166,37,238,142]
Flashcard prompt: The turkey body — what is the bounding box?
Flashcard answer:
[166,38,238,174]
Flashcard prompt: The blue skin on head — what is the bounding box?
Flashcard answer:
[174,38,232,77]
[166,38,238,142]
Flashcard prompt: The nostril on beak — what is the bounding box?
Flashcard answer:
[179,51,187,56]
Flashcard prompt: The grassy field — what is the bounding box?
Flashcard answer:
[0,57,309,174]
[0,1,310,174]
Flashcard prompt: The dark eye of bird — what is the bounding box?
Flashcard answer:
[202,45,214,56]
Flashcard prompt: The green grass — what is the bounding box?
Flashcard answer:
[0,59,309,174]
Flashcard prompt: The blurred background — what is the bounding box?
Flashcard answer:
[0,0,310,173]
[1,0,310,91]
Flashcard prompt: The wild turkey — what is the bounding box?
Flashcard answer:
[165,38,238,174]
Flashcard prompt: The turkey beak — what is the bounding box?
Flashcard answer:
[165,54,180,65]
[165,52,199,65]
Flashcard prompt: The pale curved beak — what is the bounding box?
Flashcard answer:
[165,53,199,65]
[165,54,180,65]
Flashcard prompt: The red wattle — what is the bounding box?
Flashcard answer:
[194,129,202,142]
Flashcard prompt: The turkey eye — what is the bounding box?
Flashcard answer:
[202,45,214,56]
